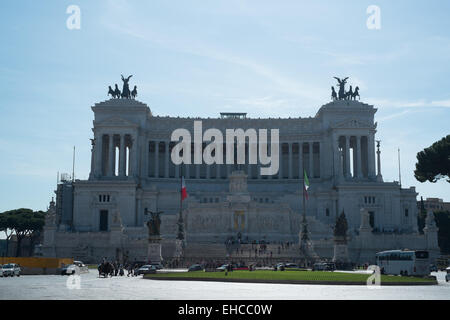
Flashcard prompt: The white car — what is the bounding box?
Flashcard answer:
[2,263,21,277]
[446,267,450,283]
[0,264,3,277]
[61,261,89,275]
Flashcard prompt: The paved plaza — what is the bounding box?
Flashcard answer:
[1,270,449,300]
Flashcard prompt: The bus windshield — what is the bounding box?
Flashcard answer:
[415,251,429,259]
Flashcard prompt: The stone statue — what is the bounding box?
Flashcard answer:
[114,84,121,98]
[112,209,122,226]
[351,86,360,100]
[334,211,348,240]
[331,86,337,101]
[121,74,133,99]
[146,211,162,237]
[131,86,137,99]
[107,84,121,99]
[332,77,361,101]
[334,77,349,100]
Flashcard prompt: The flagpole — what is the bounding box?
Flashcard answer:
[179,165,183,222]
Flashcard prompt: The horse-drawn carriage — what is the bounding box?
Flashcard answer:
[98,261,114,278]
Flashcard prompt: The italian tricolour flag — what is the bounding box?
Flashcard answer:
[181,176,188,201]
[303,170,310,200]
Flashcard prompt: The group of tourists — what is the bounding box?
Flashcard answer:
[97,258,142,278]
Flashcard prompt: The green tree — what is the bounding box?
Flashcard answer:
[434,211,450,255]
[0,211,16,256]
[414,135,450,183]
[417,196,427,233]
[0,209,45,257]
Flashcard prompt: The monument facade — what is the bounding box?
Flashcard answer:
[42,78,440,264]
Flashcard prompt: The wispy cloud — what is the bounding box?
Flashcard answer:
[100,2,327,104]
[367,98,450,109]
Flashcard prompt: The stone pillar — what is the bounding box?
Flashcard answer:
[94,133,103,177]
[207,161,211,179]
[89,139,95,179]
[368,134,376,179]
[196,163,200,179]
[154,141,159,178]
[356,136,363,178]
[108,134,114,177]
[119,135,126,177]
[148,236,163,264]
[132,135,138,177]
[309,142,313,178]
[345,136,351,178]
[216,162,220,180]
[288,143,293,179]
[298,142,303,178]
[376,140,383,182]
[278,143,283,179]
[144,139,149,178]
[165,141,170,178]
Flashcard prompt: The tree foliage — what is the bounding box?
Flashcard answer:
[414,135,450,183]
[0,208,46,256]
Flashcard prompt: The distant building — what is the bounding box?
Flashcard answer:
[418,198,450,212]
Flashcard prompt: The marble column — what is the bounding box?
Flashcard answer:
[318,141,323,179]
[309,142,314,178]
[89,139,95,179]
[288,143,293,179]
[356,136,363,178]
[144,139,149,178]
[132,135,138,177]
[108,134,114,177]
[94,133,103,177]
[278,143,283,179]
[154,141,159,178]
[119,134,126,177]
[299,142,303,178]
[345,136,351,178]
[165,141,170,178]
[368,134,376,178]
[216,162,221,180]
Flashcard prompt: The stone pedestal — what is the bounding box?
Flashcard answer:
[148,237,163,264]
[332,242,349,263]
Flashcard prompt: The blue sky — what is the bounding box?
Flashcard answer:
[0,0,449,213]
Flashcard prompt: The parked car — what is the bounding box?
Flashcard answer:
[188,264,204,272]
[216,264,232,272]
[429,264,438,272]
[446,267,450,283]
[137,265,157,275]
[275,263,286,271]
[61,261,89,275]
[285,263,299,269]
[149,263,163,270]
[0,265,3,277]
[313,262,336,271]
[2,263,21,277]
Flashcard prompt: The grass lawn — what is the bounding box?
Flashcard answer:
[144,270,436,284]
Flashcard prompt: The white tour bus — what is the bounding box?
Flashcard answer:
[376,250,430,276]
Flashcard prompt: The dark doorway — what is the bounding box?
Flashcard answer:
[100,210,108,231]
[369,211,375,228]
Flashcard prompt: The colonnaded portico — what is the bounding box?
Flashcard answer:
[42,87,440,265]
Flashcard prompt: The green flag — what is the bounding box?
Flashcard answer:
[303,170,310,200]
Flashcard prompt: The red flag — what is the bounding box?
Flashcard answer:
[181,176,188,201]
